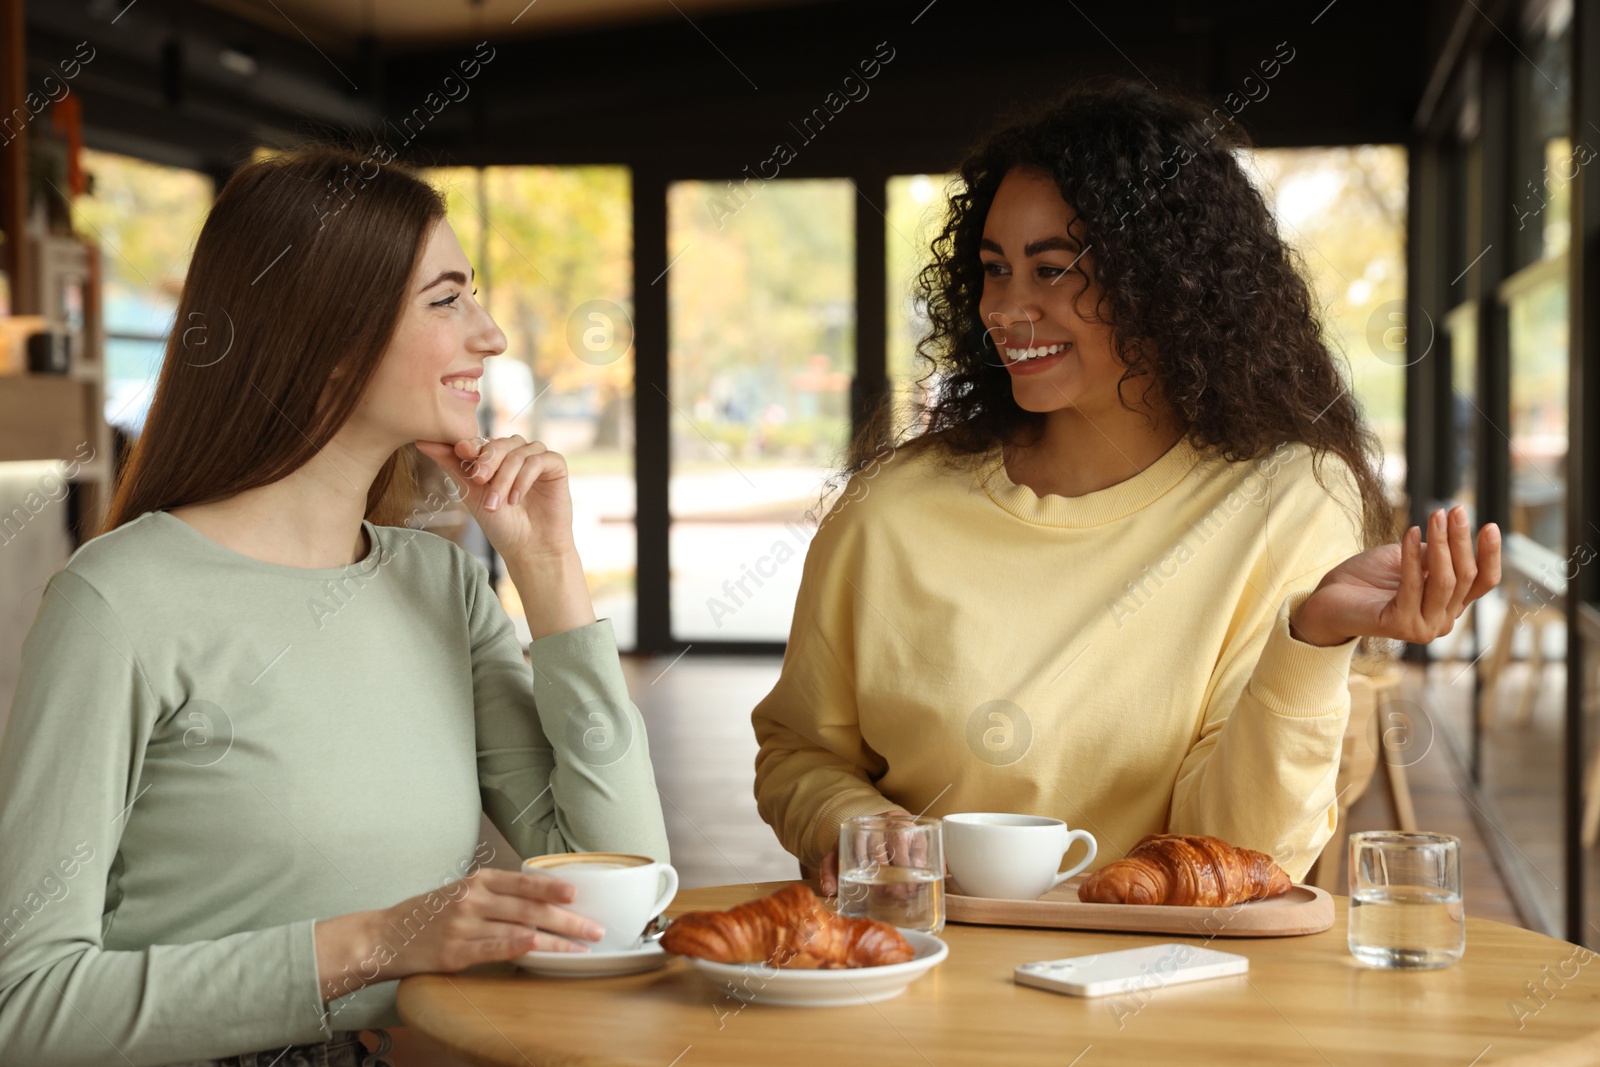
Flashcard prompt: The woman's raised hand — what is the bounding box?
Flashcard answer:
[415,434,575,565]
[416,434,597,639]
[314,868,603,1004]
[1289,504,1502,648]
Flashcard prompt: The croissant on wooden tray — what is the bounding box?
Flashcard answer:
[1077,834,1293,908]
[660,884,915,969]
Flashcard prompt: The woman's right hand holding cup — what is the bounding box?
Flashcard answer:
[313,867,604,1003]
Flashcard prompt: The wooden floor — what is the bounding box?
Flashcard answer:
[1421,643,1600,943]
[385,653,1533,1065]
[620,654,801,888]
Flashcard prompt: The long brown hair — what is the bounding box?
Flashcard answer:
[100,144,447,534]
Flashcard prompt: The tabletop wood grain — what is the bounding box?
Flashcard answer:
[396,880,1600,1067]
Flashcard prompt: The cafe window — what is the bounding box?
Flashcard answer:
[1500,1,1571,554]
[1423,301,1480,756]
[427,166,637,649]
[1471,0,1574,942]
[1244,146,1409,496]
[70,149,211,434]
[1508,3,1572,271]
[665,178,855,643]
[1502,256,1568,551]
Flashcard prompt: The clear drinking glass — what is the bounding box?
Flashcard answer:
[836,814,944,933]
[1348,831,1465,969]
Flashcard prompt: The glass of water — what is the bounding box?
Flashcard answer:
[836,814,944,933]
[1348,831,1464,969]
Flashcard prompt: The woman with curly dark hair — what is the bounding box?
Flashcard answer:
[752,78,1501,890]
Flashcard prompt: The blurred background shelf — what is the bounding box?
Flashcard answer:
[0,374,98,462]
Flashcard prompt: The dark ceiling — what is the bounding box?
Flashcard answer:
[24,0,1459,182]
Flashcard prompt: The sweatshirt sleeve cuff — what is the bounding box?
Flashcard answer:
[525,618,626,698]
[526,616,621,666]
[1247,589,1358,719]
[806,790,901,869]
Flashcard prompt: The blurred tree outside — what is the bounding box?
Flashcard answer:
[74,148,209,307]
[667,179,854,471]
[426,166,637,644]
[428,166,633,474]
[1244,145,1408,493]
[665,178,855,641]
[72,148,211,430]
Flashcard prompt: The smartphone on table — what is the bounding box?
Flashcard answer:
[1014,942,1249,997]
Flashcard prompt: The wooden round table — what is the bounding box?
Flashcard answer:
[397,880,1600,1066]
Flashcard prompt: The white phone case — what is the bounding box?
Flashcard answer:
[1014,943,1249,997]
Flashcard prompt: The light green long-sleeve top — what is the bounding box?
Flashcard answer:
[0,509,669,1066]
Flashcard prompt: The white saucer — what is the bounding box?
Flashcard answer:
[682,929,947,1006]
[514,940,672,977]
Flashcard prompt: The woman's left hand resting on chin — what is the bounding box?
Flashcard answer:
[1289,504,1502,648]
[416,434,598,641]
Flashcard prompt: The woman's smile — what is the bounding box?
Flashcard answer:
[1002,340,1073,375]
[442,367,483,403]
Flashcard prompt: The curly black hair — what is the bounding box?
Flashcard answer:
[858,76,1393,550]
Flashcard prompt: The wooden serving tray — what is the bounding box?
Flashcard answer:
[944,874,1334,937]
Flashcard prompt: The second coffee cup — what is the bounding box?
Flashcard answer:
[521,852,678,952]
[943,812,1098,900]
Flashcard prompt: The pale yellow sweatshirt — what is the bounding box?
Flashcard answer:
[751,435,1364,883]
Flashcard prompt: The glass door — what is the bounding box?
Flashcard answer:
[666,179,855,642]
[1475,0,1573,939]
[430,166,637,648]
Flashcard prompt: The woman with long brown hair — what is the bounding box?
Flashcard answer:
[752,78,1501,892]
[0,146,667,1065]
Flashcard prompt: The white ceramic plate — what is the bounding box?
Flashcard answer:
[514,940,671,978]
[682,929,948,1006]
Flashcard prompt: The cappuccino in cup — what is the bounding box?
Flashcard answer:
[522,852,678,952]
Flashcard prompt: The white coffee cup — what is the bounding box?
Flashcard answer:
[521,852,678,952]
[943,812,1098,900]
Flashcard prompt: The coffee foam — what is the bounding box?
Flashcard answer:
[525,852,650,870]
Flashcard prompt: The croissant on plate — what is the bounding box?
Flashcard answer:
[1077,833,1292,907]
[660,884,915,969]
